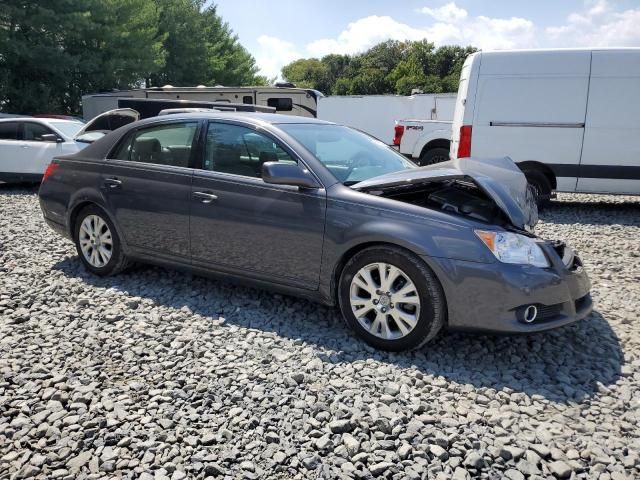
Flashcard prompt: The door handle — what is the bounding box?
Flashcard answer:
[103,178,122,189]
[193,191,218,204]
[20,145,30,149]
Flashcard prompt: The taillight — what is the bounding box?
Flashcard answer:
[393,125,405,146]
[42,162,59,182]
[457,125,472,158]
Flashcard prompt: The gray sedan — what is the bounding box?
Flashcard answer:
[38,113,592,351]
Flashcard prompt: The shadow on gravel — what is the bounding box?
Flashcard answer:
[541,200,640,226]
[53,257,622,405]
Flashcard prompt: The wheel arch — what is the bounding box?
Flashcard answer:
[419,138,451,159]
[67,198,128,253]
[411,130,451,159]
[517,160,557,190]
[330,241,449,324]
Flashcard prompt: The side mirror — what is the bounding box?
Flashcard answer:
[41,133,62,143]
[262,162,321,189]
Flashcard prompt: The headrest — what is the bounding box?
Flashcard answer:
[133,137,161,154]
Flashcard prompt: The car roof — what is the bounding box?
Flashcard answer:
[0,117,82,124]
[132,111,336,127]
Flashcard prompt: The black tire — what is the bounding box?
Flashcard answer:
[74,205,129,276]
[338,246,445,351]
[523,170,552,208]
[418,147,450,166]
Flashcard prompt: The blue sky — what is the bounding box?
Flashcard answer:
[215,0,640,78]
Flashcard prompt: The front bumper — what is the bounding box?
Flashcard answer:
[424,242,592,334]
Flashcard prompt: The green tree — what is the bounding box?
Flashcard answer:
[282,58,330,91]
[149,0,262,87]
[280,40,477,96]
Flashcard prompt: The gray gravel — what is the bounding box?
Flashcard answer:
[1,186,639,479]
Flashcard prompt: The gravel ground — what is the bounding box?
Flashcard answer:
[0,186,639,480]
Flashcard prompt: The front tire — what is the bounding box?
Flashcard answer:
[338,246,445,351]
[74,205,129,276]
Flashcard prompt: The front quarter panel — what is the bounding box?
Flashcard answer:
[319,184,496,302]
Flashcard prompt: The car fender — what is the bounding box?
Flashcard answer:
[65,187,130,253]
[411,128,452,159]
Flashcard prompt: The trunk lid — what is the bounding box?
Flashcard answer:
[74,108,139,143]
[352,156,538,230]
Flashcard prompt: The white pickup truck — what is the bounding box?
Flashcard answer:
[393,119,452,165]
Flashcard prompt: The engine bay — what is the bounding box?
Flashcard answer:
[375,178,507,225]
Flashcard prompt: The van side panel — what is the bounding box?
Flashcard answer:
[577,50,640,194]
[470,51,591,192]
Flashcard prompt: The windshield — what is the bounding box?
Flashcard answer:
[279,124,415,185]
[48,120,84,139]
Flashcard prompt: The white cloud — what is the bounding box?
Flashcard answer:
[254,35,302,79]
[307,16,429,57]
[253,1,640,79]
[419,3,468,23]
[546,1,640,47]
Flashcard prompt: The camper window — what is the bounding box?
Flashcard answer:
[242,96,254,104]
[267,98,293,112]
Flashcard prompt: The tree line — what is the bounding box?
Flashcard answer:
[0,0,266,115]
[282,41,477,96]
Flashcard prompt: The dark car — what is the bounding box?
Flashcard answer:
[38,113,592,351]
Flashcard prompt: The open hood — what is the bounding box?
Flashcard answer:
[75,108,139,143]
[352,157,539,230]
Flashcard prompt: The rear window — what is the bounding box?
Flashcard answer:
[0,122,19,140]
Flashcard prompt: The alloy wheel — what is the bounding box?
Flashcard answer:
[78,215,113,268]
[349,262,421,340]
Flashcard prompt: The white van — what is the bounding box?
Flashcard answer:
[450,48,640,198]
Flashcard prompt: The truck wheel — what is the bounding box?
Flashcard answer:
[419,147,450,166]
[523,170,552,208]
[338,246,445,351]
[74,205,129,276]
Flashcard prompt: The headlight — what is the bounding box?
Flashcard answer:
[475,230,549,268]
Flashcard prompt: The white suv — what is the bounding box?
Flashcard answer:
[0,118,86,183]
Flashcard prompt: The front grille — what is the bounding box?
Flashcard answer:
[538,303,563,320]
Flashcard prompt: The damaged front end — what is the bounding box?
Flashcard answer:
[352,157,539,232]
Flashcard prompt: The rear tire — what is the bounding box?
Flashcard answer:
[418,147,450,166]
[74,205,129,276]
[523,170,552,208]
[338,246,445,351]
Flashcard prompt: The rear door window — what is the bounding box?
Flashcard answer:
[111,122,198,167]
[0,122,19,140]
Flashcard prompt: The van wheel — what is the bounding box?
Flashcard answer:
[523,170,552,208]
[74,205,129,276]
[338,246,445,351]
[418,147,449,166]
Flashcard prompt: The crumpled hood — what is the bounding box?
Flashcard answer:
[352,156,539,230]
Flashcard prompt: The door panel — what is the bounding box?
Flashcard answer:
[472,52,591,192]
[102,121,199,260]
[190,120,326,288]
[190,174,326,288]
[577,51,640,194]
[102,162,192,259]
